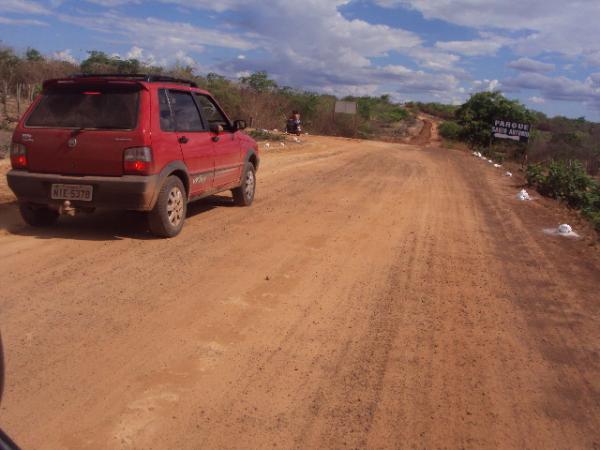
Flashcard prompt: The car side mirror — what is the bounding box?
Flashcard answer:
[233,120,247,131]
[210,123,224,134]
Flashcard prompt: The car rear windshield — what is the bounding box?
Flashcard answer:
[26,85,140,130]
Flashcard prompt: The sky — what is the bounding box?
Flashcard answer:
[2,0,600,121]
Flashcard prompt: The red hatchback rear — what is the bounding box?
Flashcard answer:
[7,74,259,237]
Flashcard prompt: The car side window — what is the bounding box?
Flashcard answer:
[168,91,205,132]
[158,89,175,131]
[194,94,229,129]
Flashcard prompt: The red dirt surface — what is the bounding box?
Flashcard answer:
[0,133,599,449]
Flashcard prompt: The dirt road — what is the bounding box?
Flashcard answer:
[0,135,599,449]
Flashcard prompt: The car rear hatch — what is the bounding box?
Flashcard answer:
[22,81,147,176]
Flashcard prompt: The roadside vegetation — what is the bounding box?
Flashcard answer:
[527,161,600,231]
[406,102,458,120]
[422,91,600,232]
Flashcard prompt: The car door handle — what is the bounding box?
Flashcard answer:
[178,136,189,144]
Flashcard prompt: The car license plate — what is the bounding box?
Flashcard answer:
[51,184,93,202]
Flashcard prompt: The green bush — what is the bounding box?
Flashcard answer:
[584,209,600,232]
[527,160,600,231]
[582,184,600,230]
[526,163,545,187]
[379,107,409,123]
[438,121,463,140]
[542,160,594,208]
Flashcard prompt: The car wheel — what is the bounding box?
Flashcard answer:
[232,163,256,206]
[148,175,187,238]
[19,203,59,227]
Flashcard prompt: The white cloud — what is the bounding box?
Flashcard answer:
[174,50,196,67]
[529,96,545,104]
[52,49,77,64]
[507,57,555,73]
[376,0,600,62]
[473,79,501,92]
[435,38,506,57]
[503,72,600,111]
[0,16,47,26]
[123,46,162,66]
[0,0,48,15]
[585,50,600,67]
[126,46,144,60]
[57,12,254,56]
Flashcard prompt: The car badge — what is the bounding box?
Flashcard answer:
[67,137,78,148]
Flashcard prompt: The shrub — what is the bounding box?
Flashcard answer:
[584,209,600,232]
[527,160,600,232]
[438,121,463,140]
[526,163,545,187]
[542,160,594,208]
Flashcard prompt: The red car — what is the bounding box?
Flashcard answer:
[7,74,259,237]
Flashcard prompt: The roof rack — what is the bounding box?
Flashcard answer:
[69,73,198,88]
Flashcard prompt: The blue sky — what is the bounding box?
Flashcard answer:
[2,0,600,120]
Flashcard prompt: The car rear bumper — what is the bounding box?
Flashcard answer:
[6,170,161,211]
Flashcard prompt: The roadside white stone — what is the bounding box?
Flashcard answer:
[516,189,531,201]
[543,224,579,238]
[558,224,573,235]
[505,171,513,177]
[494,163,502,168]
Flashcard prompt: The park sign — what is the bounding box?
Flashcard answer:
[492,119,531,142]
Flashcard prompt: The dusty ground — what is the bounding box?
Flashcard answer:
[0,130,599,450]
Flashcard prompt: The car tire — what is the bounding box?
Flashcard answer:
[148,175,187,238]
[19,203,59,227]
[232,163,256,206]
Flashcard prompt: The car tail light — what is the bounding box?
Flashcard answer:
[10,143,27,169]
[124,147,152,174]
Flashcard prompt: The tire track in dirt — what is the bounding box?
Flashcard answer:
[0,136,599,449]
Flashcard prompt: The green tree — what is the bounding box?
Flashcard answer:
[25,47,44,62]
[239,71,277,92]
[456,91,533,147]
[80,50,141,74]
